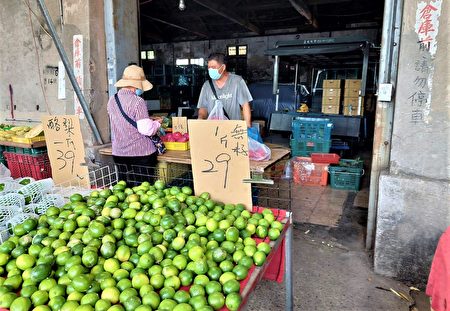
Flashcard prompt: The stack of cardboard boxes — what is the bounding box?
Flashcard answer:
[321,79,342,115]
[343,79,363,116]
[321,79,365,116]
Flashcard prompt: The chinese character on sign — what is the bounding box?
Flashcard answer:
[414,57,429,73]
[63,118,75,137]
[411,110,425,123]
[413,76,427,89]
[231,142,248,157]
[418,4,437,36]
[47,117,60,131]
[408,91,428,107]
[230,124,246,140]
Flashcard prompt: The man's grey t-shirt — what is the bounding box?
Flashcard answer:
[197,73,253,120]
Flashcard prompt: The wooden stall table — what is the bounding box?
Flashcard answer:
[98,143,290,171]
[0,140,46,149]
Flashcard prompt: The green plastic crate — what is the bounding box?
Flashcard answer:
[292,117,333,140]
[15,147,47,155]
[339,159,364,168]
[290,138,331,157]
[329,166,363,191]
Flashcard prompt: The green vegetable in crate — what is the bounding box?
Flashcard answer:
[19,178,31,186]
[0,180,283,311]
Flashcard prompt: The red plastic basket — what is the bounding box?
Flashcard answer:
[292,157,328,186]
[3,152,52,180]
[311,153,340,164]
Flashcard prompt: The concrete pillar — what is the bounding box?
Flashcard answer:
[374,0,450,285]
[0,0,118,148]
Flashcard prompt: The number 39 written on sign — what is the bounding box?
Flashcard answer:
[56,149,75,174]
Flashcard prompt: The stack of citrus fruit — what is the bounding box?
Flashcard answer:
[0,180,283,311]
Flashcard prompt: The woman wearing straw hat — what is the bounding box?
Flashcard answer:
[107,65,162,183]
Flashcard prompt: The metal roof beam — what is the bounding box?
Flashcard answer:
[288,0,319,28]
[141,14,209,38]
[307,0,351,5]
[191,0,263,35]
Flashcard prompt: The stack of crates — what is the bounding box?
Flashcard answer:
[343,79,364,116]
[0,146,5,167]
[322,79,342,115]
[290,117,333,156]
[3,147,51,180]
[329,159,364,191]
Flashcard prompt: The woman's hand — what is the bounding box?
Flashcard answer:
[151,116,163,124]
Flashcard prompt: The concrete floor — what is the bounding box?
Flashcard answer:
[246,185,431,310]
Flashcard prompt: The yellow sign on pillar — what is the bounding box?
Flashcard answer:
[42,115,90,187]
[172,117,188,134]
[188,120,252,210]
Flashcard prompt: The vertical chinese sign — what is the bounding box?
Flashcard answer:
[188,120,252,210]
[42,115,90,188]
[73,35,85,119]
[409,0,442,124]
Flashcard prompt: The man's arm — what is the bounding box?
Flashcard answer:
[198,107,209,120]
[242,102,252,128]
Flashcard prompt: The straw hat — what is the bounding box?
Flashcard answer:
[114,65,153,91]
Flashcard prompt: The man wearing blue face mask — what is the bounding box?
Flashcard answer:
[197,53,253,128]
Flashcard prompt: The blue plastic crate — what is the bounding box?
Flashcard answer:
[290,138,331,157]
[292,117,333,141]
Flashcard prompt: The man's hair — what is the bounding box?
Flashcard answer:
[208,53,227,65]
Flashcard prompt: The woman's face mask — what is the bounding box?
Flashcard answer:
[135,88,144,96]
[208,64,224,80]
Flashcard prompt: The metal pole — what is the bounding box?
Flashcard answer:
[36,0,104,145]
[285,216,293,311]
[359,44,370,115]
[273,55,280,111]
[366,0,403,249]
[294,61,299,108]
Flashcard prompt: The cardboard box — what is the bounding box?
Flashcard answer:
[344,88,360,97]
[323,88,341,97]
[252,120,266,137]
[322,104,340,115]
[343,97,361,106]
[343,104,364,116]
[322,95,341,106]
[345,79,362,90]
[323,79,341,88]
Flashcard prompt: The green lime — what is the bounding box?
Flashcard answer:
[225,292,242,311]
[142,291,160,309]
[208,292,225,310]
[10,297,32,311]
[31,290,49,306]
[205,281,222,295]
[100,287,120,304]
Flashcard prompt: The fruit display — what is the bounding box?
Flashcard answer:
[0,180,284,311]
[0,124,44,142]
[0,126,32,142]
[161,132,189,143]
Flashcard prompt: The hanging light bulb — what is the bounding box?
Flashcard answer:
[179,0,186,11]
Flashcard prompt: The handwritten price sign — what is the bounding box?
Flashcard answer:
[172,117,188,134]
[188,120,252,210]
[42,115,89,187]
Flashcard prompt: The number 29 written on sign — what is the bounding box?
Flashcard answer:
[201,153,231,189]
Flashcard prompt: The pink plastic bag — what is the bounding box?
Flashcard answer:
[207,100,228,120]
[249,137,271,161]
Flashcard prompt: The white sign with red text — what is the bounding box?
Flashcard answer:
[73,35,85,119]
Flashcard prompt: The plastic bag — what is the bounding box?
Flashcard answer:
[0,163,10,179]
[248,137,271,161]
[247,127,263,143]
[282,159,293,180]
[207,100,228,120]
